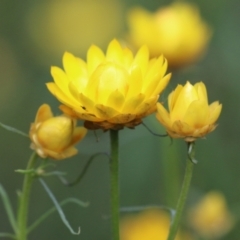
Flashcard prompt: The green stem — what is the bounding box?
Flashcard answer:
[17,152,38,240]
[109,130,120,240]
[167,144,195,240]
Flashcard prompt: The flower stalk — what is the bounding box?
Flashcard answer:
[109,130,120,240]
[167,142,195,240]
[17,152,38,240]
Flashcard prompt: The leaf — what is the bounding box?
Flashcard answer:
[39,178,87,235]
[0,184,17,234]
[0,122,29,138]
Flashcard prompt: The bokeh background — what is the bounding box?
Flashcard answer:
[0,0,239,239]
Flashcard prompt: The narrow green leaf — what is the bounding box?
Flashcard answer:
[28,198,89,233]
[0,122,28,138]
[15,169,35,174]
[0,233,16,239]
[0,184,17,233]
[120,205,175,217]
[39,178,82,235]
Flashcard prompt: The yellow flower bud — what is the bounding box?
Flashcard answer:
[29,104,87,160]
[127,3,211,68]
[188,191,234,238]
[156,81,222,141]
[46,39,171,130]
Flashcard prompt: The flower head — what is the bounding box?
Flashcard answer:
[156,81,222,141]
[46,39,171,130]
[29,104,87,160]
[120,209,191,240]
[188,191,234,238]
[127,3,211,68]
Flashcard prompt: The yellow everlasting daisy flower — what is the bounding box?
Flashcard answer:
[188,191,234,238]
[29,104,87,160]
[46,39,171,130]
[127,3,211,68]
[156,82,222,141]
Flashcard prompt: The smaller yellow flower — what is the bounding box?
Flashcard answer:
[156,81,222,141]
[29,104,87,160]
[127,3,211,68]
[188,191,234,238]
[120,209,191,240]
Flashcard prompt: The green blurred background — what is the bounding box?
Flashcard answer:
[0,0,239,239]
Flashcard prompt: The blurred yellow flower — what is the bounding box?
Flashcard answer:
[29,104,87,160]
[188,191,234,238]
[25,0,124,65]
[120,209,191,240]
[156,81,222,141]
[127,3,211,68]
[47,39,171,130]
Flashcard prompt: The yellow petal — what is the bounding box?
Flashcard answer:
[59,105,78,118]
[86,62,128,104]
[44,147,78,160]
[106,39,124,64]
[78,93,96,113]
[87,45,105,76]
[51,66,69,91]
[126,65,142,99]
[168,84,183,111]
[156,102,171,129]
[171,81,198,121]
[183,100,209,128]
[122,93,145,113]
[35,104,53,123]
[71,127,87,145]
[194,81,208,103]
[132,45,149,75]
[106,89,125,111]
[172,120,194,136]
[134,96,157,115]
[152,73,171,97]
[95,104,118,119]
[142,56,167,95]
[109,113,136,124]
[46,83,80,109]
[208,102,222,125]
[144,55,167,88]
[122,47,134,68]
[63,52,87,80]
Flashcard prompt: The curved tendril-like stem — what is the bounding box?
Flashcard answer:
[142,122,168,137]
[59,152,110,187]
[167,143,195,240]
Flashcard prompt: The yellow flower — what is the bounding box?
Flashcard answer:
[120,209,191,240]
[29,104,87,160]
[46,39,171,130]
[127,3,211,68]
[156,81,222,141]
[188,191,234,238]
